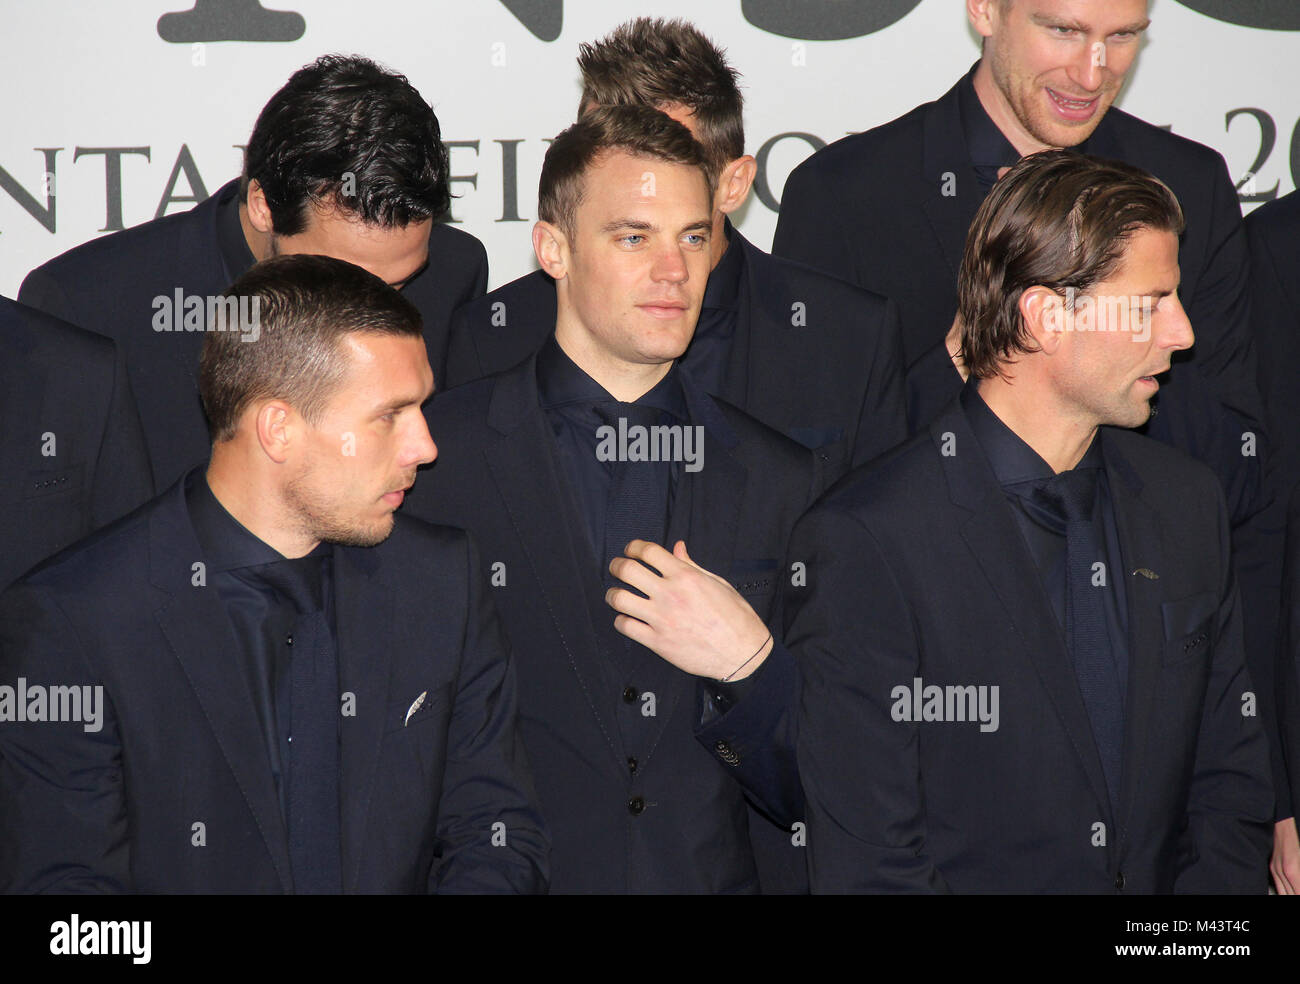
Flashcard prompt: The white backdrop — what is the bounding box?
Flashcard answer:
[1,0,1297,298]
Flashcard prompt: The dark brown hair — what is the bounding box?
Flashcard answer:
[959,150,1185,379]
[538,104,714,243]
[577,17,744,180]
[241,54,450,235]
[200,254,422,441]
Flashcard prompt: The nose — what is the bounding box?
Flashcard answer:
[1070,41,1106,92]
[1159,293,1194,353]
[407,412,438,467]
[650,242,688,284]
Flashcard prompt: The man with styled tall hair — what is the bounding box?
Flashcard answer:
[788,151,1272,893]
[445,17,905,483]
[21,54,488,493]
[0,255,548,894]
[406,105,821,893]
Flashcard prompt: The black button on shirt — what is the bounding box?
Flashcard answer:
[960,380,1129,703]
[186,472,336,819]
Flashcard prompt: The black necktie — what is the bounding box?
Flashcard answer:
[1041,468,1124,812]
[254,557,342,894]
[597,402,669,590]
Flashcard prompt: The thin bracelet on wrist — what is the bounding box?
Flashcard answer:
[720,632,772,683]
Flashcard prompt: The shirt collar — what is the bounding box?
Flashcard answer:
[958,63,1021,174]
[960,377,1102,488]
[536,335,688,422]
[187,469,332,574]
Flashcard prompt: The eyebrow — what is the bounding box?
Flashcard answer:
[1030,13,1150,34]
[600,218,712,235]
[375,385,435,414]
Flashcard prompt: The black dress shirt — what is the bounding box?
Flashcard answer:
[536,336,764,705]
[536,335,689,559]
[186,471,336,819]
[961,380,1129,703]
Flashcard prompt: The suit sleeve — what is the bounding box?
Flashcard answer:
[694,448,825,828]
[786,503,950,893]
[1233,211,1299,821]
[1275,486,1300,823]
[428,533,550,894]
[1173,486,1274,894]
[852,296,909,467]
[0,583,130,893]
[773,160,860,287]
[90,338,155,523]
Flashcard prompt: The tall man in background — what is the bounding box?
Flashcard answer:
[774,0,1279,882]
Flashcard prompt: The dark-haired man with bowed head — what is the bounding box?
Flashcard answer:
[788,152,1272,893]
[406,105,821,893]
[21,54,487,494]
[445,17,906,483]
[0,255,548,893]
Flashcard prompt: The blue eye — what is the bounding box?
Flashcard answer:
[620,234,645,246]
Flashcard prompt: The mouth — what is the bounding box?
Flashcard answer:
[1137,368,1168,389]
[637,301,689,320]
[382,481,414,507]
[1046,87,1100,121]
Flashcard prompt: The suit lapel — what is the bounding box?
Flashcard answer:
[1102,434,1168,836]
[482,362,627,769]
[920,77,988,284]
[148,480,293,891]
[937,408,1113,816]
[334,544,394,893]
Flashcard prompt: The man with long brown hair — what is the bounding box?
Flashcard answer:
[788,151,1272,893]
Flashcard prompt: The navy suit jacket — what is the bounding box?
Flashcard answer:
[404,353,820,892]
[0,296,152,590]
[787,400,1273,893]
[443,226,907,481]
[0,474,548,894]
[19,179,488,491]
[773,67,1264,529]
[1247,190,1300,817]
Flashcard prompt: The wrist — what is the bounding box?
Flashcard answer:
[719,632,773,682]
